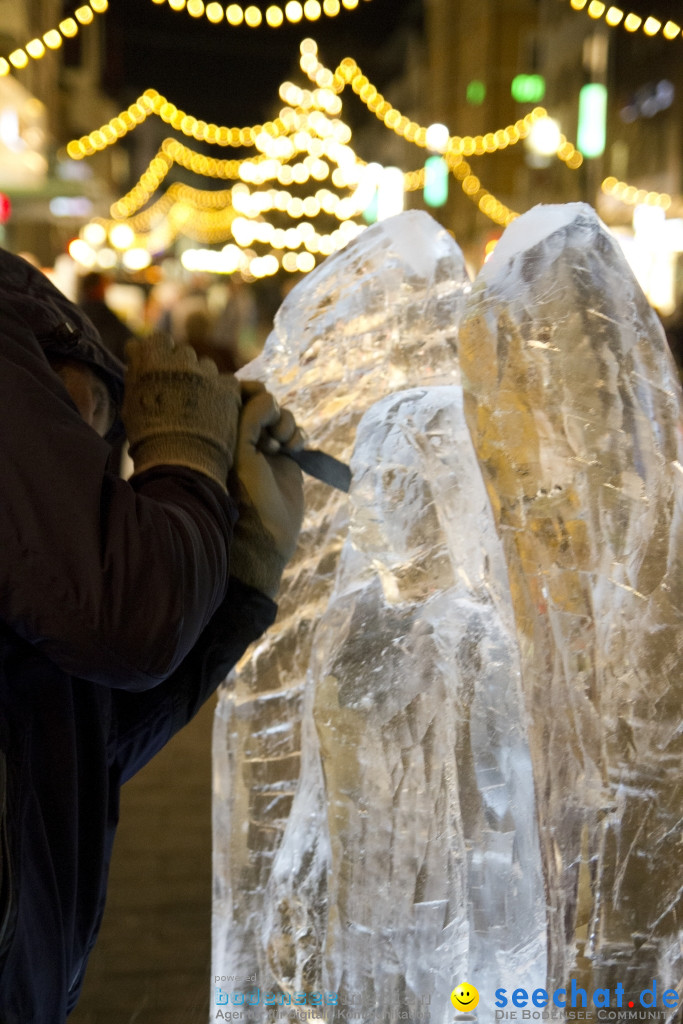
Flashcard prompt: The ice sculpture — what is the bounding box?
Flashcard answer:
[212,211,469,995]
[459,203,683,1004]
[213,202,683,1022]
[261,386,546,1022]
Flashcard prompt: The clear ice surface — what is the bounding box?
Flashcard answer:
[212,211,469,1005]
[261,385,547,1022]
[460,203,683,1005]
[212,204,683,1021]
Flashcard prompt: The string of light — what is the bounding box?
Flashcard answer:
[104,100,522,231]
[77,81,372,269]
[0,0,108,76]
[68,35,593,267]
[65,88,300,159]
[295,40,584,224]
[109,137,370,225]
[148,0,372,28]
[298,38,552,157]
[78,180,365,277]
[601,175,672,208]
[64,79,556,231]
[66,63,570,168]
[568,0,682,41]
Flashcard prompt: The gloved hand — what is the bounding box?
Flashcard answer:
[121,332,241,490]
[228,383,305,598]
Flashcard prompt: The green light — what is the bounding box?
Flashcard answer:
[577,83,607,158]
[423,155,449,208]
[362,188,378,224]
[511,74,546,103]
[466,79,486,106]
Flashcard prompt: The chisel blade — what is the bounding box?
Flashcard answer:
[283,448,352,492]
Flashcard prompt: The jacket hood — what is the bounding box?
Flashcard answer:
[0,249,125,437]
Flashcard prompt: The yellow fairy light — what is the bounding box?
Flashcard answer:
[59,18,78,36]
[26,39,46,59]
[9,50,29,69]
[43,29,62,48]
[110,223,136,250]
[462,174,481,195]
[569,0,683,43]
[285,1,304,21]
[266,5,284,25]
[1,2,111,73]
[147,0,370,25]
[601,176,671,209]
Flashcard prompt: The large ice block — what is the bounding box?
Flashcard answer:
[459,202,683,1006]
[213,201,683,1022]
[212,212,470,999]
[262,386,546,1022]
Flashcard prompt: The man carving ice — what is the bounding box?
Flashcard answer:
[0,248,304,1023]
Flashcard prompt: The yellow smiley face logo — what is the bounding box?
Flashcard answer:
[451,982,479,1012]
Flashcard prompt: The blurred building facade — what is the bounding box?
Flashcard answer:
[0,0,120,263]
[423,0,545,258]
[419,0,683,310]
[0,0,682,309]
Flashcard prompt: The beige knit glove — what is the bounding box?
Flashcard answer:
[228,386,304,598]
[121,333,241,490]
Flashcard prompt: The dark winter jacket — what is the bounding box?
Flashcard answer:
[0,251,276,1022]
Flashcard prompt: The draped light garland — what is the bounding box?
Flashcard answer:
[0,0,108,76]
[298,38,558,157]
[66,88,294,159]
[148,0,372,28]
[73,83,373,274]
[601,175,672,209]
[568,0,682,41]
[0,0,371,74]
[295,40,584,222]
[69,38,597,271]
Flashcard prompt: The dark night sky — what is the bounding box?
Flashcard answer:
[104,0,423,131]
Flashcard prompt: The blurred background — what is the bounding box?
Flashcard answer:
[2,1,681,1021]
[2,0,683,356]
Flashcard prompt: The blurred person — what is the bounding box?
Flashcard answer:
[183,306,215,363]
[207,274,259,372]
[0,249,304,1023]
[77,271,137,364]
[156,276,210,346]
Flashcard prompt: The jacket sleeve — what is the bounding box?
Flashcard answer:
[111,577,277,783]
[0,300,237,691]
